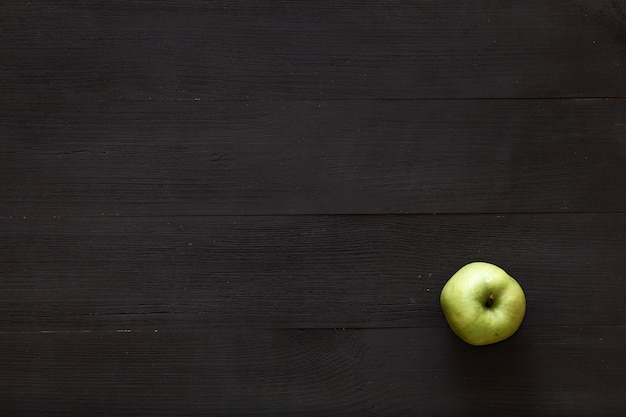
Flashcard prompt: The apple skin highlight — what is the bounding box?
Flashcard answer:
[440,262,526,346]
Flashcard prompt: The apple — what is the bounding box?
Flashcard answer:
[440,262,526,346]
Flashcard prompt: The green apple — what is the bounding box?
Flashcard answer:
[440,262,526,346]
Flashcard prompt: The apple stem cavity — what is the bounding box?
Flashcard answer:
[486,293,495,307]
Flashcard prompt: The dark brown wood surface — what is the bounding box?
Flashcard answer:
[1,1,625,416]
[3,99,626,216]
[3,0,626,101]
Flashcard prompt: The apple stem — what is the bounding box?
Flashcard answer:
[486,293,495,307]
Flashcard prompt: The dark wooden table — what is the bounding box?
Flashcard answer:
[2,1,625,415]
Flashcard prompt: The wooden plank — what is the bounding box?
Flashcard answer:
[2,99,625,216]
[2,0,626,101]
[1,214,624,331]
[1,326,624,416]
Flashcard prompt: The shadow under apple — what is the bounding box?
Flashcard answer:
[444,326,537,417]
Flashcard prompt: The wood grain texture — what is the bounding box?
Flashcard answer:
[1,0,626,101]
[1,214,624,331]
[2,0,626,415]
[2,99,625,216]
[1,327,624,416]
